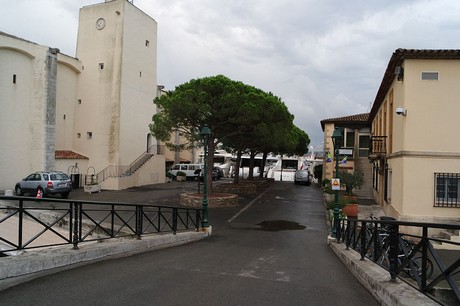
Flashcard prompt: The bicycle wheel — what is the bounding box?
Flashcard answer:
[409,257,434,279]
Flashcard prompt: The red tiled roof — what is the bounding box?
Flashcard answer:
[55,150,88,160]
[369,48,460,121]
[320,113,369,131]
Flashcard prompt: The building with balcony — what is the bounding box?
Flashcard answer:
[368,49,460,224]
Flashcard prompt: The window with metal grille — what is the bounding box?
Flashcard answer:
[434,173,460,207]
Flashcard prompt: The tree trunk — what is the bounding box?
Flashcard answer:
[234,150,242,184]
[248,151,256,180]
[259,151,268,178]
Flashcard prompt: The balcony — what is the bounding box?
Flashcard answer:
[369,136,387,160]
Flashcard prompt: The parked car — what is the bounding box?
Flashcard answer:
[196,168,221,181]
[168,164,202,180]
[15,171,73,198]
[294,170,312,186]
[213,167,224,179]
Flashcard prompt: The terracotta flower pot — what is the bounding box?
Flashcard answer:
[342,204,359,217]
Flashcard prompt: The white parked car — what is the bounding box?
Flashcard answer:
[294,170,312,186]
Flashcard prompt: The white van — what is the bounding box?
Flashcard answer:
[168,164,203,180]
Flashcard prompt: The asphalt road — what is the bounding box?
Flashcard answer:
[0,181,378,306]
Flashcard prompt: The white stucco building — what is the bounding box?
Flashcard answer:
[0,0,165,191]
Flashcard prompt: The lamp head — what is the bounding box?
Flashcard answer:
[331,128,343,149]
[200,125,211,137]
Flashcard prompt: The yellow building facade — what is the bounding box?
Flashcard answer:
[369,49,460,224]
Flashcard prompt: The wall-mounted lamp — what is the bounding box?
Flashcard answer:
[395,106,407,116]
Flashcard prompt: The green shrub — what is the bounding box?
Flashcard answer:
[338,170,364,195]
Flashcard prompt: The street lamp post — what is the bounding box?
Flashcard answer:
[200,125,211,228]
[331,128,343,238]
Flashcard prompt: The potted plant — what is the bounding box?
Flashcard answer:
[337,170,363,218]
[166,170,172,183]
[84,176,101,193]
[338,170,364,196]
[176,171,186,182]
[341,196,359,218]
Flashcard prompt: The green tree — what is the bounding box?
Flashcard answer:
[150,75,252,192]
[220,89,297,182]
[150,74,310,190]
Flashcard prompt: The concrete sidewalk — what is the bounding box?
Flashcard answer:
[325,202,439,305]
[328,239,438,305]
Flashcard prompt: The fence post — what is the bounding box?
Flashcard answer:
[360,221,367,260]
[72,202,79,250]
[135,205,143,240]
[111,204,115,237]
[421,226,428,289]
[172,208,178,235]
[18,201,23,250]
[195,209,201,232]
[388,222,399,282]
[373,222,379,261]
[345,219,351,249]
[336,218,342,242]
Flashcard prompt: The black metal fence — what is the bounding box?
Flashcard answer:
[0,196,202,255]
[337,217,460,304]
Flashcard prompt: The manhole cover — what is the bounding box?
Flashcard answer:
[256,220,306,232]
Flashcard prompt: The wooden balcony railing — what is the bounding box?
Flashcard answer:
[369,136,387,160]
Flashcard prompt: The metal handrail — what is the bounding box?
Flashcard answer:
[94,144,166,183]
[0,196,202,254]
[337,218,460,304]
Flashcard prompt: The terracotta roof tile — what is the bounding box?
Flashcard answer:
[55,150,88,160]
[320,113,369,130]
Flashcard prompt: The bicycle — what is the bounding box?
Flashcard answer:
[376,231,434,280]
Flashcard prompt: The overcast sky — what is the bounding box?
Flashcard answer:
[2,0,460,149]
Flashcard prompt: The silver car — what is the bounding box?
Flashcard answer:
[294,170,312,186]
[15,171,72,198]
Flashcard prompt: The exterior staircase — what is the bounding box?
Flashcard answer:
[122,153,154,176]
[434,229,460,250]
[94,145,161,184]
[354,157,374,199]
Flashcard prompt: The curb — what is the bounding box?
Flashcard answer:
[0,230,209,291]
[328,239,439,306]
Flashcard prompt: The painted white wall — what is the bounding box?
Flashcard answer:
[0,36,51,189]
[56,55,81,150]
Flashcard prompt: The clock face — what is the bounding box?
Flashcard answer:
[96,18,106,30]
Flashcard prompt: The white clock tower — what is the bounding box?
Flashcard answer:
[75,0,158,182]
